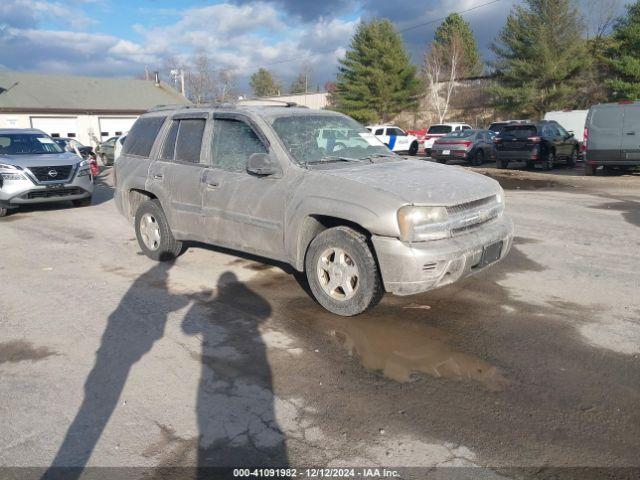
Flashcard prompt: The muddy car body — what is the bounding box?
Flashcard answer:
[115,105,513,315]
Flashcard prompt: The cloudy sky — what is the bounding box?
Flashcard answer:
[0,0,631,92]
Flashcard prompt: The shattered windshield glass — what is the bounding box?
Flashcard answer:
[271,114,394,165]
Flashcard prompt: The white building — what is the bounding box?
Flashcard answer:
[254,92,329,109]
[0,71,190,147]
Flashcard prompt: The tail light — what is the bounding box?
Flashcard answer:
[527,136,542,143]
[583,127,588,152]
[461,141,472,148]
[492,137,501,144]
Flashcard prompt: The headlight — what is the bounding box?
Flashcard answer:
[0,172,25,180]
[496,187,505,206]
[397,205,449,242]
[76,159,91,177]
[0,163,20,171]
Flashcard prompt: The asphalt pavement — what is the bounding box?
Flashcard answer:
[0,165,638,479]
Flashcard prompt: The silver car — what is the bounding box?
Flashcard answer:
[115,105,513,316]
[0,129,94,217]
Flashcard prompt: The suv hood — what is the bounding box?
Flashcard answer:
[316,159,500,206]
[0,152,82,168]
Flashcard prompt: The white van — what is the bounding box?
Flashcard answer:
[543,110,588,143]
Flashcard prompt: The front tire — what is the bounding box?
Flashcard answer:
[305,226,383,316]
[585,163,597,176]
[409,141,419,156]
[72,196,92,207]
[134,199,183,261]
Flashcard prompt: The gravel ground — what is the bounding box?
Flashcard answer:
[0,165,638,479]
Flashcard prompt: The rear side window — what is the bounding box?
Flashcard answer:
[428,125,452,134]
[175,119,206,163]
[122,116,165,157]
[375,129,384,135]
[211,118,267,172]
[503,125,537,138]
[160,121,179,160]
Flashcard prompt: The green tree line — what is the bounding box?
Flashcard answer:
[248,0,640,123]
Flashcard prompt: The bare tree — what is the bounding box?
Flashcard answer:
[422,38,462,124]
[586,0,620,42]
[215,68,238,102]
[181,54,218,104]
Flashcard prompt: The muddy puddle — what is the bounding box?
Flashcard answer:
[482,173,566,191]
[0,340,57,364]
[321,315,507,391]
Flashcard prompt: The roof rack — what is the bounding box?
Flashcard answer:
[149,100,307,112]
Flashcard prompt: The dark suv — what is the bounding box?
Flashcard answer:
[493,121,579,170]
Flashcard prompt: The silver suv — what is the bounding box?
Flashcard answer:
[115,105,513,316]
[0,129,94,217]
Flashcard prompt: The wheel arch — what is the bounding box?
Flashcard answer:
[128,188,157,218]
[294,214,375,271]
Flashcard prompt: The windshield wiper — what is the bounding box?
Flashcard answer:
[305,156,361,165]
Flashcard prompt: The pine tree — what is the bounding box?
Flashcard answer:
[332,19,421,124]
[250,68,281,97]
[607,1,640,100]
[490,0,588,118]
[434,13,482,76]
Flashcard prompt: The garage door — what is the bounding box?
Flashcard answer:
[31,116,79,139]
[98,117,137,140]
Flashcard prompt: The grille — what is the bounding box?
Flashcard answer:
[25,187,82,199]
[28,165,73,182]
[446,195,495,215]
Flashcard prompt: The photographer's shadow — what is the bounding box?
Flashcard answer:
[43,265,287,479]
[183,272,288,471]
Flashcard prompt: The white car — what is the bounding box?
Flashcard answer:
[114,134,127,163]
[366,125,420,155]
[423,123,472,157]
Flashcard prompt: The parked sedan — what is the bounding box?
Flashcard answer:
[96,136,118,165]
[431,129,493,166]
[493,121,579,170]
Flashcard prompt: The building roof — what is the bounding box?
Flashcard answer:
[0,71,191,114]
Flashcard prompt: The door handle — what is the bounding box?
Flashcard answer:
[205,181,219,189]
[627,131,636,135]
[153,174,164,180]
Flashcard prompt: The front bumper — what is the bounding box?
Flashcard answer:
[0,173,94,209]
[371,215,514,296]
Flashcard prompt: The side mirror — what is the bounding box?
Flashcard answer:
[247,152,282,177]
[566,130,574,138]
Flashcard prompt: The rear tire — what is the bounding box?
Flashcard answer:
[584,163,597,176]
[409,141,419,156]
[472,150,484,166]
[544,150,555,170]
[72,196,92,207]
[435,158,446,164]
[305,226,384,316]
[425,148,432,158]
[567,148,577,167]
[134,199,183,261]
[525,160,535,170]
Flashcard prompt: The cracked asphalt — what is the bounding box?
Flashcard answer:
[0,165,639,479]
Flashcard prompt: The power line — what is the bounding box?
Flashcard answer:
[259,0,502,69]
[398,0,502,33]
